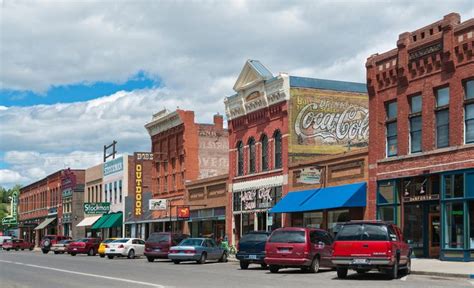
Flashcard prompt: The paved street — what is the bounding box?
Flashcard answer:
[0,251,472,288]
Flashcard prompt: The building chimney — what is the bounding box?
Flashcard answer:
[214,113,223,130]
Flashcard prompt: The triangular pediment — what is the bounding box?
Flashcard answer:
[233,60,273,92]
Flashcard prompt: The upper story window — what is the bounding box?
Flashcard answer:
[409,94,422,153]
[386,101,398,157]
[435,86,450,148]
[273,130,282,169]
[248,137,256,174]
[464,79,474,144]
[261,134,269,171]
[237,141,244,176]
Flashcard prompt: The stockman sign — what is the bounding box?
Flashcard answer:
[84,202,111,214]
[289,88,368,160]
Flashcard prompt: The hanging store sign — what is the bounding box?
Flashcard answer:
[135,163,143,216]
[177,206,190,219]
[403,194,439,203]
[1,191,18,226]
[296,167,322,184]
[83,202,111,214]
[149,199,167,211]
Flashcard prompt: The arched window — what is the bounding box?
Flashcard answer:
[248,137,256,174]
[237,141,244,176]
[261,134,269,171]
[274,130,282,169]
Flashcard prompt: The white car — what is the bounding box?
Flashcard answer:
[105,238,145,259]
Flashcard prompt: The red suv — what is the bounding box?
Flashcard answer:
[264,227,334,273]
[144,232,189,262]
[331,221,411,279]
[41,235,71,254]
[2,239,34,251]
[67,238,101,256]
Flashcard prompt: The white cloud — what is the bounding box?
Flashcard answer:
[0,1,473,187]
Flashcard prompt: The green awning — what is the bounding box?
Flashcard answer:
[101,212,123,229]
[91,214,111,230]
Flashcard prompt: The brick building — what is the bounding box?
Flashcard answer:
[18,169,84,247]
[224,60,368,245]
[366,13,474,261]
[61,169,85,239]
[145,109,228,234]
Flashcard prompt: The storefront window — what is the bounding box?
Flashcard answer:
[469,201,474,249]
[378,206,395,223]
[303,212,323,228]
[378,183,395,204]
[444,174,464,199]
[328,210,349,234]
[233,192,241,212]
[444,202,464,249]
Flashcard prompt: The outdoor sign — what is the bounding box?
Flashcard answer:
[83,202,111,214]
[177,206,190,219]
[135,162,143,216]
[289,88,368,161]
[103,156,124,177]
[149,199,167,210]
[296,167,322,184]
[1,191,18,226]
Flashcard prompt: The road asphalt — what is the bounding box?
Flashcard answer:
[1,250,472,288]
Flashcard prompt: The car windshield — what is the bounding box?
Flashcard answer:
[112,239,129,243]
[269,231,305,243]
[336,224,389,241]
[59,240,71,244]
[179,239,203,246]
[240,233,268,242]
[103,239,115,243]
[76,238,89,243]
[147,233,170,243]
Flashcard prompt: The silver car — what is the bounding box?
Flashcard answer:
[168,238,228,264]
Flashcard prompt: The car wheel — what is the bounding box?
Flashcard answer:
[127,249,135,259]
[15,247,19,251]
[42,249,48,254]
[107,255,114,259]
[29,247,34,251]
[21,248,25,251]
[269,265,279,273]
[307,257,320,273]
[54,251,59,255]
[336,267,348,279]
[260,263,268,269]
[240,261,249,270]
[146,256,155,262]
[387,259,399,279]
[173,260,180,264]
[88,248,94,256]
[100,254,105,258]
[197,252,207,264]
[219,252,228,263]
[356,269,366,274]
[70,253,76,256]
[6,248,10,251]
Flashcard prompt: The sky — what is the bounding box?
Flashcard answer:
[0,0,473,188]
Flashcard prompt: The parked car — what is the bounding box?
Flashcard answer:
[67,238,101,256]
[98,238,117,258]
[0,236,12,248]
[105,238,145,259]
[236,231,270,269]
[168,238,228,264]
[144,232,189,262]
[51,239,73,254]
[41,235,71,254]
[331,221,411,279]
[264,227,334,273]
[2,239,34,251]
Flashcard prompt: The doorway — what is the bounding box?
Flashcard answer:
[428,213,440,258]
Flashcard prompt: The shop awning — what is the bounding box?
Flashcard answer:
[100,212,123,229]
[232,175,284,192]
[76,215,102,227]
[34,217,56,230]
[91,214,112,230]
[270,182,366,213]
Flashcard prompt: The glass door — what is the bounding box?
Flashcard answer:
[429,213,440,258]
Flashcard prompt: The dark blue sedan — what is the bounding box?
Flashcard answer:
[168,238,228,264]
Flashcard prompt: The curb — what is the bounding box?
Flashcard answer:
[411,270,472,279]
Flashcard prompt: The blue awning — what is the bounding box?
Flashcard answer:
[270,182,366,213]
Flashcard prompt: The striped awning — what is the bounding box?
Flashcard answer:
[232,175,284,192]
[34,217,56,230]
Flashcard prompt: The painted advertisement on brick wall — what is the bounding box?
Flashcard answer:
[289,88,368,161]
[198,126,229,179]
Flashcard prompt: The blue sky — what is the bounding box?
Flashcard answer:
[0,71,160,107]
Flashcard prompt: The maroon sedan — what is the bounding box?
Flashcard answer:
[67,238,101,256]
[2,239,34,251]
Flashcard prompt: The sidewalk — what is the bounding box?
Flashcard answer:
[411,258,474,278]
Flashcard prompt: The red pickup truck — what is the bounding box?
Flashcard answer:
[2,239,34,251]
[331,221,411,279]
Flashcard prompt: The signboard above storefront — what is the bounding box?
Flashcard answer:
[296,167,322,184]
[149,199,167,210]
[83,202,111,214]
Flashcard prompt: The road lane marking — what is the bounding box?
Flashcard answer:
[0,260,166,287]
[400,275,408,281]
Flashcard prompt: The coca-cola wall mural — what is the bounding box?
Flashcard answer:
[289,88,368,163]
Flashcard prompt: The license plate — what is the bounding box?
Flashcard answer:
[110,249,115,252]
[248,255,257,260]
[73,248,77,251]
[154,248,161,252]
[279,248,290,252]
[352,258,368,264]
